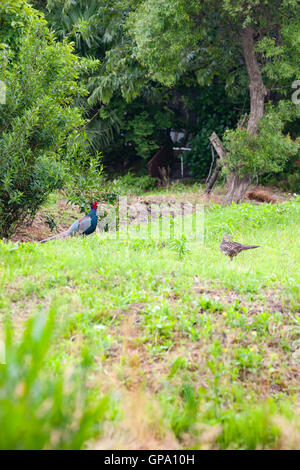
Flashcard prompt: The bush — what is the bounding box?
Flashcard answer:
[260,151,300,192]
[223,108,299,178]
[65,150,107,213]
[186,85,243,179]
[0,1,89,238]
[115,172,158,194]
[0,307,109,449]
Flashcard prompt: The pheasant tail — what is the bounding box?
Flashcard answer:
[240,245,260,251]
[40,231,68,243]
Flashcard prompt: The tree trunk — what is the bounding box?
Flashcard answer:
[224,174,252,205]
[242,26,268,136]
[224,26,268,204]
[205,132,227,194]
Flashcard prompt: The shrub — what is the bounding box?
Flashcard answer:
[261,151,300,192]
[0,1,90,238]
[115,172,157,194]
[186,85,243,179]
[65,150,107,213]
[223,108,299,178]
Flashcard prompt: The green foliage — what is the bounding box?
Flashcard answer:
[128,0,299,88]
[45,0,103,57]
[29,0,299,187]
[0,195,299,448]
[186,85,245,178]
[259,104,300,191]
[0,308,108,449]
[128,0,199,86]
[0,0,46,50]
[43,1,182,170]
[44,214,58,232]
[128,0,300,186]
[234,346,264,373]
[223,110,299,178]
[171,382,200,438]
[124,111,159,159]
[115,172,157,194]
[99,89,177,170]
[220,404,280,450]
[167,234,191,259]
[65,150,106,213]
[44,0,149,151]
[0,1,93,238]
[261,152,300,192]
[256,5,300,84]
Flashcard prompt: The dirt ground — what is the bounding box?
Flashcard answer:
[10,185,291,243]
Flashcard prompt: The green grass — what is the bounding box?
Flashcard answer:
[0,196,299,449]
[112,172,205,196]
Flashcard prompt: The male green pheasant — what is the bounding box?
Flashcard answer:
[40,202,98,243]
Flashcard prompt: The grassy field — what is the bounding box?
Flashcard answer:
[0,194,300,449]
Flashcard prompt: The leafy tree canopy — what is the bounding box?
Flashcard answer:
[127,0,300,201]
[128,0,300,89]
[0,0,99,237]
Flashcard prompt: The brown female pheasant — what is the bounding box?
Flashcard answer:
[220,234,260,260]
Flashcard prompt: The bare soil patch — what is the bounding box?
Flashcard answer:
[11,199,81,243]
[9,185,290,243]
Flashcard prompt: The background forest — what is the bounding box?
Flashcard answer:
[1,0,299,237]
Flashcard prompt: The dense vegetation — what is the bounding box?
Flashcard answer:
[1,1,299,234]
[0,0,299,451]
[3,2,298,203]
[0,195,299,449]
[0,1,105,237]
